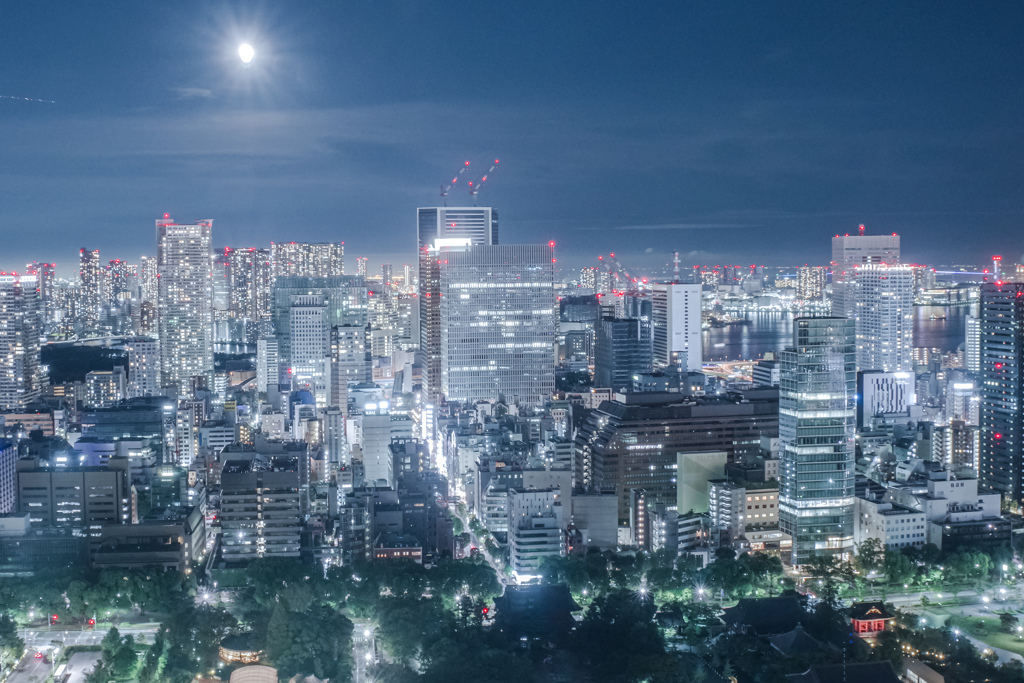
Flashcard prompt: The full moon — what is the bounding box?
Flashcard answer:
[238,43,255,64]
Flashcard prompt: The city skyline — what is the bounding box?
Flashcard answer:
[2,3,1024,272]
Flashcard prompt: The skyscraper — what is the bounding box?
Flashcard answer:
[417,207,498,398]
[0,274,45,410]
[156,215,214,393]
[965,314,981,373]
[139,255,158,304]
[830,230,900,318]
[271,242,345,279]
[225,247,272,325]
[79,248,102,328]
[593,317,652,390]
[287,293,331,407]
[124,337,160,398]
[437,243,555,407]
[25,262,55,328]
[853,264,914,372]
[651,283,702,371]
[778,317,856,566]
[978,282,1024,504]
[797,266,826,301]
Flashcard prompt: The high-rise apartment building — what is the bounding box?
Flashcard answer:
[156,216,214,392]
[830,230,900,318]
[797,266,826,301]
[854,264,914,372]
[271,242,344,280]
[978,282,1024,504]
[438,243,555,407]
[778,317,856,566]
[85,368,126,408]
[579,266,598,291]
[225,247,272,323]
[138,255,158,304]
[417,207,498,398]
[965,314,981,373]
[107,259,132,304]
[0,274,45,410]
[25,262,55,327]
[256,336,280,394]
[651,283,702,371]
[124,337,160,398]
[79,248,102,327]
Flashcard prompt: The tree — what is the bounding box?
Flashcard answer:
[855,538,885,575]
[1000,612,1020,634]
[0,613,24,674]
[885,549,915,586]
[265,603,354,680]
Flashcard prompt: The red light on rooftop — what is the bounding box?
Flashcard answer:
[993,255,1003,260]
[163,213,169,219]
[549,241,555,247]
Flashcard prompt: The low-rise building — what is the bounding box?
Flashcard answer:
[854,497,927,551]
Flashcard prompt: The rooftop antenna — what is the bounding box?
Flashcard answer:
[858,223,865,236]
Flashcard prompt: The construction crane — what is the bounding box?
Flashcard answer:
[468,159,500,205]
[440,161,471,206]
[609,253,637,285]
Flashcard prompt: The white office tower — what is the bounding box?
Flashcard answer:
[964,314,981,373]
[831,230,900,318]
[330,325,371,409]
[651,283,702,371]
[124,337,160,398]
[438,244,556,407]
[508,488,565,579]
[157,216,214,392]
[256,337,280,393]
[0,274,45,410]
[854,264,914,372]
[288,294,331,408]
[360,405,412,487]
[417,206,499,398]
[778,317,856,567]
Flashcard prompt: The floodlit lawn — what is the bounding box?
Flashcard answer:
[958,615,1024,656]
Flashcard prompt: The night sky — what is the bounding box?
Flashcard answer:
[2,2,1023,275]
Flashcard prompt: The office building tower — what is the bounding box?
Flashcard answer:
[271,242,345,280]
[797,266,826,301]
[752,359,780,387]
[856,370,912,430]
[85,368,126,408]
[156,216,214,393]
[123,337,160,399]
[417,207,498,398]
[271,276,368,365]
[17,458,132,529]
[778,317,856,566]
[0,439,14,514]
[438,243,555,407]
[361,407,412,486]
[324,407,347,466]
[651,283,702,371]
[403,263,413,290]
[219,450,304,560]
[79,248,102,327]
[965,314,981,373]
[287,294,331,407]
[593,317,652,391]
[356,258,368,277]
[979,282,1024,503]
[508,488,564,578]
[138,255,158,304]
[854,264,914,372]
[331,325,371,408]
[0,274,45,410]
[831,230,900,318]
[574,389,779,519]
[256,337,280,394]
[381,263,393,290]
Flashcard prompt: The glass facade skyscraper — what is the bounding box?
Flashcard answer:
[979,282,1024,504]
[778,317,856,566]
[438,243,555,407]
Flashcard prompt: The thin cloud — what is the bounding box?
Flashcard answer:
[608,223,761,231]
[171,87,214,100]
